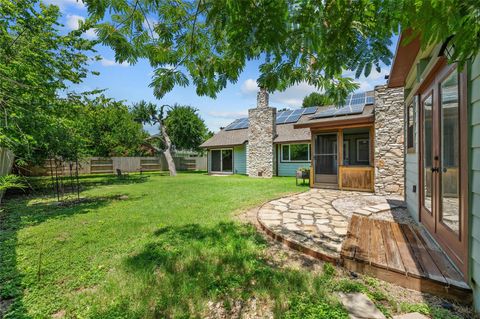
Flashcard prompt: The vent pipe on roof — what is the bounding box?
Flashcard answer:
[257,87,269,108]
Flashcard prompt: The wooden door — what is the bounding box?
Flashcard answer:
[418,62,468,276]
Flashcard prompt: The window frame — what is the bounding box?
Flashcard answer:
[210,148,233,172]
[356,138,370,163]
[406,96,418,153]
[280,143,311,163]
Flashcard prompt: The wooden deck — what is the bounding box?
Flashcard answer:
[341,215,472,303]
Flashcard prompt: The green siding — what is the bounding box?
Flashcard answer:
[233,145,246,174]
[276,144,311,176]
[470,53,480,311]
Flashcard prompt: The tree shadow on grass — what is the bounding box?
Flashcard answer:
[89,222,348,318]
[0,194,126,318]
[15,173,155,197]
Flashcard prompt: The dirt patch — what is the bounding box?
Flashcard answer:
[204,297,274,319]
[0,298,13,318]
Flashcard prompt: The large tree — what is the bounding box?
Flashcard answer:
[132,101,177,176]
[302,92,333,108]
[85,0,479,102]
[164,105,209,152]
[60,93,148,157]
[0,0,96,164]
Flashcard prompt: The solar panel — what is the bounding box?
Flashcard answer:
[224,117,249,131]
[275,107,318,124]
[366,95,374,105]
[303,106,318,115]
[311,91,374,119]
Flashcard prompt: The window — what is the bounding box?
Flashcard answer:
[343,140,349,165]
[406,97,417,152]
[281,144,310,162]
[356,139,369,163]
[210,149,233,172]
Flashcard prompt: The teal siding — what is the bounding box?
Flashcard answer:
[233,145,246,174]
[470,52,480,311]
[276,144,311,176]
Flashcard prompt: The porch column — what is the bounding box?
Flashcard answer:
[374,85,405,195]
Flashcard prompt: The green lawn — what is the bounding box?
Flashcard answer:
[0,173,463,318]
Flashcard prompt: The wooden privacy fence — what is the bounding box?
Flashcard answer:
[21,155,207,176]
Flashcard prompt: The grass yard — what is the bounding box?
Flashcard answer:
[0,172,465,318]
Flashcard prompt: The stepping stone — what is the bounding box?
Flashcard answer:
[284,224,301,231]
[371,203,392,211]
[259,213,282,220]
[263,220,281,227]
[300,214,314,220]
[354,209,373,216]
[392,313,429,319]
[283,213,298,219]
[315,219,330,225]
[269,200,287,206]
[334,227,348,235]
[274,205,288,212]
[337,293,386,319]
[316,225,331,233]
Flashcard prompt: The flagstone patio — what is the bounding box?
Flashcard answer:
[257,189,408,260]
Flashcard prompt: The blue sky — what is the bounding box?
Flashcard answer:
[48,0,398,134]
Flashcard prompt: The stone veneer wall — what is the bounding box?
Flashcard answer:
[247,90,276,178]
[374,85,405,195]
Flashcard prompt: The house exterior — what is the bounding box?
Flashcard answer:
[201,86,405,195]
[387,31,480,309]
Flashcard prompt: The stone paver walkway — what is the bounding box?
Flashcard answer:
[257,189,408,260]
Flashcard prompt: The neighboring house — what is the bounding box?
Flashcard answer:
[387,31,480,310]
[201,86,405,195]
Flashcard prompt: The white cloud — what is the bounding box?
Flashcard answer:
[208,110,248,119]
[65,14,97,39]
[66,14,84,29]
[44,0,85,10]
[240,78,259,95]
[99,57,129,67]
[240,78,319,108]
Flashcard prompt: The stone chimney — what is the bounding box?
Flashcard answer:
[373,85,405,195]
[247,88,276,178]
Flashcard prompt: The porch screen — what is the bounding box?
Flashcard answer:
[314,134,337,175]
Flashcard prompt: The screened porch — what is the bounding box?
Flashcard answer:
[311,126,374,191]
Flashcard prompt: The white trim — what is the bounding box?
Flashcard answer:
[210,148,233,173]
[280,143,311,163]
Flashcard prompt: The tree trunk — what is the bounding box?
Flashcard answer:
[161,122,177,176]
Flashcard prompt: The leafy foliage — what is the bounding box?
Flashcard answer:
[302,92,333,108]
[85,0,479,102]
[61,93,148,157]
[0,0,96,163]
[0,175,25,192]
[164,105,209,151]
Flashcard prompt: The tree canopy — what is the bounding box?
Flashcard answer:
[302,92,333,108]
[164,105,209,152]
[85,0,479,102]
[0,0,96,164]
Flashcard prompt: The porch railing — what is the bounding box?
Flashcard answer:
[338,165,374,192]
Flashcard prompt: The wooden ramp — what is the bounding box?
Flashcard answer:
[341,215,472,303]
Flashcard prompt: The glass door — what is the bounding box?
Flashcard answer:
[419,63,468,275]
[210,149,233,173]
[314,133,338,184]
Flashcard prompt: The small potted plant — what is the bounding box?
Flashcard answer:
[296,167,310,185]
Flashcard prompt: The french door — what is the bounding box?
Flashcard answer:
[419,62,468,275]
